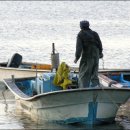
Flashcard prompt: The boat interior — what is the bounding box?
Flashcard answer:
[13,72,78,97]
[100,72,130,88]
[6,70,129,98]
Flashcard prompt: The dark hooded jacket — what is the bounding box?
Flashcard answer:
[75,28,103,62]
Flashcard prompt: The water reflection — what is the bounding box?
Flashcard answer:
[0,101,24,129]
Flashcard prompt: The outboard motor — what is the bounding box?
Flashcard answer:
[7,53,22,68]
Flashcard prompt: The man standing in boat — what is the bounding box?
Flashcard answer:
[74,20,103,88]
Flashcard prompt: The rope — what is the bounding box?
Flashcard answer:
[35,62,38,91]
[2,90,8,112]
[102,58,105,69]
[100,58,120,108]
[100,85,120,109]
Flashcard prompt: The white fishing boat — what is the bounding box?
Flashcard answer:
[0,61,52,81]
[3,70,130,125]
[0,53,52,81]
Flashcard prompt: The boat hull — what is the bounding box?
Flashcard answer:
[15,88,130,125]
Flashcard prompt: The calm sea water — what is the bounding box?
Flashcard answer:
[0,1,130,129]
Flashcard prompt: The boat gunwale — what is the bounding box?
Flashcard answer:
[0,66,50,72]
[3,77,130,101]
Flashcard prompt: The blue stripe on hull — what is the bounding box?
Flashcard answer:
[87,102,98,124]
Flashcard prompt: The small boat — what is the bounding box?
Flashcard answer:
[0,53,53,81]
[0,61,52,81]
[3,70,130,125]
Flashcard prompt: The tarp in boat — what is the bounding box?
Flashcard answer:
[53,62,72,89]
